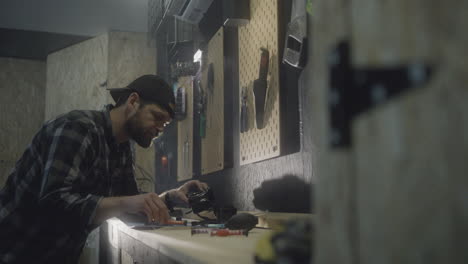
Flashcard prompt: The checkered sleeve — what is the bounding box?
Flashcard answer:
[38,120,102,230]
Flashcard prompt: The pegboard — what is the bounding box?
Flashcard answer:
[177,76,193,181]
[200,27,225,174]
[239,0,280,165]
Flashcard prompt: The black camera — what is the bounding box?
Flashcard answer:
[188,188,215,214]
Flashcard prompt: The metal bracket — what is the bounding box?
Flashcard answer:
[328,41,434,148]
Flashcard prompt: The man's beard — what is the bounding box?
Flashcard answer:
[126,114,157,148]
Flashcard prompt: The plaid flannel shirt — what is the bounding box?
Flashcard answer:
[0,105,138,264]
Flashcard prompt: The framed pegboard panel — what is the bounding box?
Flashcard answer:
[177,76,194,181]
[200,27,224,175]
[239,0,281,165]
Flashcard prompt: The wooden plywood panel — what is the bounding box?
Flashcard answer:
[200,28,224,175]
[46,34,109,120]
[239,0,281,165]
[310,0,358,263]
[107,31,158,192]
[351,0,468,263]
[177,76,194,181]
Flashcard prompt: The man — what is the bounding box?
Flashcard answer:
[0,74,208,263]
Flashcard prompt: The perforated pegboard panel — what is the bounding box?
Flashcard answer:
[201,27,224,175]
[239,0,280,165]
[177,76,193,181]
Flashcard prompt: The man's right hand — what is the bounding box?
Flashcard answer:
[121,193,170,224]
[92,193,171,226]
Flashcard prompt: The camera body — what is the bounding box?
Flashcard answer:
[188,188,215,214]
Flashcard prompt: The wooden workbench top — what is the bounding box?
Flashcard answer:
[107,218,271,264]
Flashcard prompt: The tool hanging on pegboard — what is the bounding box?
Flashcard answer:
[174,86,187,120]
[198,80,207,138]
[283,0,308,69]
[240,86,249,133]
[253,48,270,130]
[239,0,281,165]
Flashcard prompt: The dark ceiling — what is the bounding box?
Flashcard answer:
[0,0,148,61]
[0,28,91,61]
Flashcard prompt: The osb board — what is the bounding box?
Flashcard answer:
[177,76,194,181]
[309,0,357,263]
[46,34,109,120]
[239,0,280,165]
[200,27,224,175]
[351,0,468,262]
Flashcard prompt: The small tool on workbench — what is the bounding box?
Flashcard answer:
[211,229,249,237]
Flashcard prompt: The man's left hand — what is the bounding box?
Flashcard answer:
[167,180,209,204]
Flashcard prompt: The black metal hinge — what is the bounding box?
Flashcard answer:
[328,41,435,148]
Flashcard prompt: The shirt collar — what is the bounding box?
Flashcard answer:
[102,104,119,148]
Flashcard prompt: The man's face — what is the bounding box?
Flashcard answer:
[126,103,173,148]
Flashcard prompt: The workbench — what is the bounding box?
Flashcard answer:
[103,218,271,264]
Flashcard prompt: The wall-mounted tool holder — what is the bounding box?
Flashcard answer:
[282,0,307,69]
[200,27,225,174]
[328,41,434,148]
[171,61,200,80]
[240,86,249,133]
[177,76,194,181]
[222,0,250,27]
[174,86,187,120]
[239,0,281,165]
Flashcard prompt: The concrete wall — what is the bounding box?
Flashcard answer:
[107,31,157,193]
[0,58,45,186]
[312,0,468,263]
[46,31,157,193]
[46,34,110,119]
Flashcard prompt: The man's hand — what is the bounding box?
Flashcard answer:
[164,180,209,204]
[121,193,170,224]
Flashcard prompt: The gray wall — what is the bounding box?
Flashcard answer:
[0,58,45,186]
[107,31,157,193]
[46,34,110,119]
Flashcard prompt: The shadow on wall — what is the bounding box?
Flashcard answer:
[253,175,313,213]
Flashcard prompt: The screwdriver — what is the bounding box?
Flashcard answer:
[210,229,249,237]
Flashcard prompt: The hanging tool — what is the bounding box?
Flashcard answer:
[175,86,186,120]
[253,48,269,129]
[207,63,215,98]
[240,86,249,133]
[183,135,190,176]
[283,0,308,69]
[198,80,207,138]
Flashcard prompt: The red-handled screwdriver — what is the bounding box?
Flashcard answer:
[210,229,249,237]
